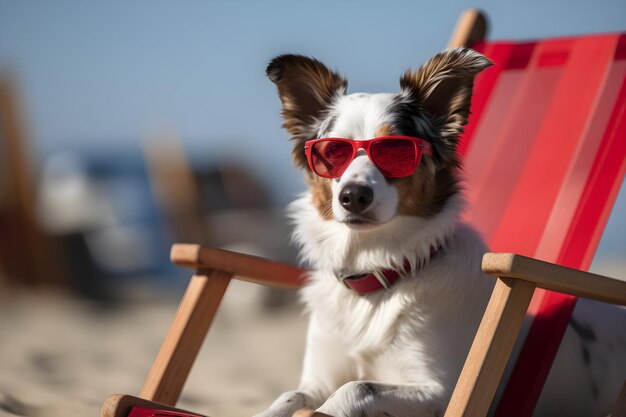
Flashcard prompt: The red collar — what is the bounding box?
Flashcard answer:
[337,247,440,295]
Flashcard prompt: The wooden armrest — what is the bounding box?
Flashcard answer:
[482,252,626,305]
[171,244,306,290]
[138,245,305,406]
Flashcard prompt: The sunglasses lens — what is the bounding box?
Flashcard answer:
[370,139,418,177]
[311,140,353,177]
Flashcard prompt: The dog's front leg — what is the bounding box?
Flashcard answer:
[254,316,356,417]
[316,382,446,417]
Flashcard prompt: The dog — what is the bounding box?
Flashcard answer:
[257,48,626,417]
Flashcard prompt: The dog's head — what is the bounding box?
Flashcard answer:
[267,49,491,230]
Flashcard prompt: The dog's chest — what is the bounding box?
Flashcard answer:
[303,271,425,355]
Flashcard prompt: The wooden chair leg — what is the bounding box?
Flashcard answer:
[444,278,535,417]
[139,269,232,406]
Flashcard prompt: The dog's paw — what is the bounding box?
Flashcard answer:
[317,382,442,417]
[253,391,309,417]
[292,409,333,417]
[252,408,295,417]
[316,381,375,417]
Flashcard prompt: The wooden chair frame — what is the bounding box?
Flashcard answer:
[101,244,626,417]
[102,9,626,417]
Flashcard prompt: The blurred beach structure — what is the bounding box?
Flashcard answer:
[0,1,625,417]
[0,72,302,417]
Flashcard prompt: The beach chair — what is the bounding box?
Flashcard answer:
[101,9,626,417]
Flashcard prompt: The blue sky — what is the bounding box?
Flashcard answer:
[0,0,624,262]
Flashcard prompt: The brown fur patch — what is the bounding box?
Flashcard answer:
[394,164,437,217]
[399,48,492,166]
[375,123,395,137]
[393,163,460,218]
[307,175,333,220]
[399,48,491,120]
[266,55,347,170]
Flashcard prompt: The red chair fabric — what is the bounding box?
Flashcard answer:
[459,33,626,416]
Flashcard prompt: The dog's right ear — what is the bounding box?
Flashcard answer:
[400,48,491,165]
[267,54,347,169]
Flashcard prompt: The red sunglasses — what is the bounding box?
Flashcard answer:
[304,136,433,179]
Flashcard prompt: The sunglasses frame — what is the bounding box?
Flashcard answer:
[304,136,433,179]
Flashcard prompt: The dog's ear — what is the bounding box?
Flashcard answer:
[400,48,491,162]
[267,54,347,169]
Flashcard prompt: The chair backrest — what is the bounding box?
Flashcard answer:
[461,32,626,416]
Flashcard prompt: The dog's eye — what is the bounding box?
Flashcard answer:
[326,143,350,159]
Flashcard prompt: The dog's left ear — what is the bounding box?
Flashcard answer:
[400,48,492,160]
[267,54,347,169]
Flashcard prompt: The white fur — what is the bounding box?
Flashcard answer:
[256,91,495,417]
[259,192,492,417]
[330,153,398,228]
[326,93,402,226]
[256,90,626,417]
[327,93,395,138]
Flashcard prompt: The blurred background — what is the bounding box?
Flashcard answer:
[0,1,625,417]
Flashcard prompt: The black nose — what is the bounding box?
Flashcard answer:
[339,184,374,214]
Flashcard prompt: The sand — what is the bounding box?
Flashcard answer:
[1,260,623,417]
[0,281,307,417]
